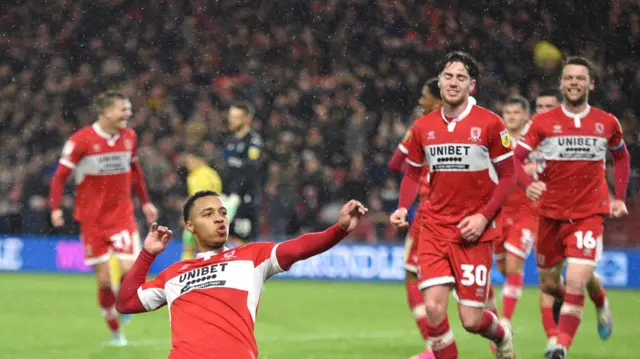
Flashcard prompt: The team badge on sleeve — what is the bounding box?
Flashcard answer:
[500,129,511,148]
[402,130,411,143]
[248,146,261,160]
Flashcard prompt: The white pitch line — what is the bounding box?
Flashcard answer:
[111,330,416,347]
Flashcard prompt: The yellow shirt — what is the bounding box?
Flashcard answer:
[187,165,223,196]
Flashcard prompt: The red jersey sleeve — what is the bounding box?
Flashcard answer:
[404,125,426,168]
[130,130,140,163]
[59,133,87,169]
[607,115,624,151]
[137,270,168,311]
[398,128,412,155]
[517,116,544,153]
[250,242,284,280]
[487,115,513,164]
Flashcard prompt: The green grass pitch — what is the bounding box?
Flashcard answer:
[1,273,638,358]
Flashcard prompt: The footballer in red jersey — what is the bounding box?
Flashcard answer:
[485,96,538,355]
[390,52,517,359]
[388,78,442,359]
[116,191,367,359]
[49,92,158,346]
[531,89,566,353]
[515,57,630,359]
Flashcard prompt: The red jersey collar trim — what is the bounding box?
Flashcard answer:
[92,122,120,143]
[440,96,476,125]
[196,246,229,260]
[561,104,591,119]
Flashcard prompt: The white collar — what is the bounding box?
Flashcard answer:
[440,96,476,131]
[196,246,229,260]
[561,104,590,119]
[92,122,120,145]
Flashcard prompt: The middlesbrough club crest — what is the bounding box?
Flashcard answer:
[595,123,604,134]
[124,139,133,150]
[470,127,482,141]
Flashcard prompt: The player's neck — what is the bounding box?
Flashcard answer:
[234,126,250,139]
[196,243,227,255]
[442,98,470,119]
[96,118,118,136]
[562,101,589,115]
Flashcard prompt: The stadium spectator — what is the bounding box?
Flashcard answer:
[0,0,638,246]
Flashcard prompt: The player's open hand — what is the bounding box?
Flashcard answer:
[390,208,409,230]
[338,200,368,233]
[143,223,173,255]
[610,199,628,218]
[51,208,64,227]
[143,203,159,224]
[457,213,489,242]
[525,181,546,201]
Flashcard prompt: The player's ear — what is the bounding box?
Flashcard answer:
[469,79,476,94]
[185,220,195,233]
[589,79,595,91]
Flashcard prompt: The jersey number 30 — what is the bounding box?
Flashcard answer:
[460,264,488,286]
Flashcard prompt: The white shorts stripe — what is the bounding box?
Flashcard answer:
[566,258,599,267]
[418,276,455,290]
[84,252,110,266]
[504,243,528,259]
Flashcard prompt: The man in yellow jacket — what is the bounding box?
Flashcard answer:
[180,149,224,259]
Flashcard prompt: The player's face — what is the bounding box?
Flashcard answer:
[186,195,229,250]
[535,96,560,114]
[502,103,529,132]
[560,64,594,106]
[228,107,248,132]
[438,61,476,107]
[418,90,442,114]
[104,99,133,129]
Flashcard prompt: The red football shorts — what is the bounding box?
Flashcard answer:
[535,215,604,270]
[417,225,495,308]
[80,221,141,266]
[404,206,426,273]
[494,215,537,261]
[403,232,420,273]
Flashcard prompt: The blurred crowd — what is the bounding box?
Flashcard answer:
[1,0,639,244]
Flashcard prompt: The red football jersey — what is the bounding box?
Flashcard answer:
[59,123,138,226]
[137,242,284,359]
[518,105,623,220]
[502,142,536,220]
[404,102,513,243]
[398,128,430,198]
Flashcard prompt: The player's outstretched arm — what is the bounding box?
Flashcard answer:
[116,223,172,314]
[275,200,368,270]
[389,164,421,230]
[49,164,73,227]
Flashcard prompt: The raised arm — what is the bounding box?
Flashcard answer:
[275,200,367,270]
[116,223,172,314]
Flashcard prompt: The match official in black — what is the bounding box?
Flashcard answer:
[223,101,265,243]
